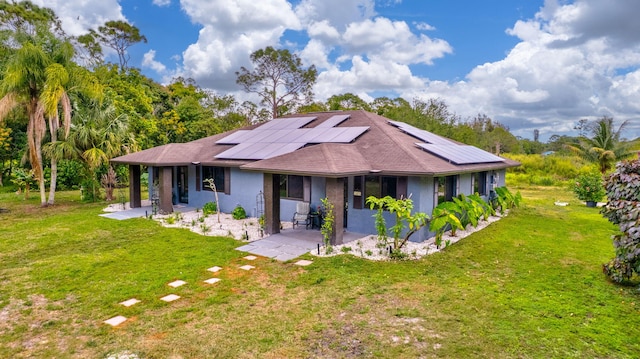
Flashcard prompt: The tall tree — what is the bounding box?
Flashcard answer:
[567,116,633,174]
[82,20,147,70]
[327,93,371,111]
[236,46,317,118]
[0,3,101,205]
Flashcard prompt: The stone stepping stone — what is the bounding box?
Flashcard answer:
[204,278,221,284]
[168,280,187,288]
[239,265,255,271]
[119,298,141,307]
[207,266,223,273]
[294,259,313,266]
[104,315,127,327]
[160,294,181,302]
[243,255,258,261]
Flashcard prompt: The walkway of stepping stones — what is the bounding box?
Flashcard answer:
[103,256,314,327]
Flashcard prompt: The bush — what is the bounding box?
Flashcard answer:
[572,172,605,202]
[601,159,640,283]
[232,205,246,220]
[202,201,217,215]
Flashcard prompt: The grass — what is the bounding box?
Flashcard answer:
[0,187,639,358]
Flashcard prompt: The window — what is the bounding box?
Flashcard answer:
[202,166,227,193]
[280,175,306,200]
[354,176,407,209]
[473,171,487,195]
[436,175,457,204]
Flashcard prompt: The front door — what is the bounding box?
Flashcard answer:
[177,166,188,203]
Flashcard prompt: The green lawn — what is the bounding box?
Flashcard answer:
[0,187,638,358]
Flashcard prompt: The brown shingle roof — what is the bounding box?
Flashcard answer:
[111,110,520,176]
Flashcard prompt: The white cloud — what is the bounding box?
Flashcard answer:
[176,0,301,90]
[153,0,171,6]
[142,50,167,74]
[29,0,125,36]
[414,22,435,31]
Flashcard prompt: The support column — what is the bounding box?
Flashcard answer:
[264,173,281,235]
[129,165,141,208]
[159,166,173,214]
[326,177,344,245]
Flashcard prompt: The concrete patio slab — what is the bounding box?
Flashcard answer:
[119,298,141,307]
[104,316,127,326]
[238,229,367,261]
[204,278,221,284]
[207,266,222,273]
[160,294,181,302]
[239,265,255,271]
[243,255,258,260]
[168,280,187,288]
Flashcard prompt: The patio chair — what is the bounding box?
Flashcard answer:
[292,202,311,229]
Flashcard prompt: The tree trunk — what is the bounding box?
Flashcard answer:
[47,116,58,205]
[48,158,57,205]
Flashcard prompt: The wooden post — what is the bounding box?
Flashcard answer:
[159,167,173,214]
[326,177,344,245]
[129,164,141,208]
[264,173,281,235]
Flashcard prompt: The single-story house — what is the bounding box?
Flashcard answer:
[111,110,520,244]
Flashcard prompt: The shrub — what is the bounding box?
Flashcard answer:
[232,205,247,219]
[572,172,605,202]
[601,159,640,283]
[202,202,217,215]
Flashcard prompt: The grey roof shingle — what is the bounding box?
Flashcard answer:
[111,110,520,176]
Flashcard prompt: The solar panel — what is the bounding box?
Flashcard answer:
[256,116,316,131]
[315,114,350,128]
[416,143,504,164]
[216,142,306,160]
[388,121,453,145]
[215,130,252,144]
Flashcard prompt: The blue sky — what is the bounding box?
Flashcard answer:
[32,0,640,141]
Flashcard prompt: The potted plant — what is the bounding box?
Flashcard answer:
[572,172,605,207]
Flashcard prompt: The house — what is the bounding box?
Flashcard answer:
[111,110,520,244]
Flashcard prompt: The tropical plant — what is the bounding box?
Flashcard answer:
[366,195,429,255]
[601,159,640,283]
[202,201,217,216]
[232,205,247,220]
[10,167,36,200]
[572,172,605,203]
[320,197,334,253]
[100,165,117,201]
[0,6,101,206]
[566,116,634,174]
[203,178,220,223]
[429,202,464,248]
[493,186,522,214]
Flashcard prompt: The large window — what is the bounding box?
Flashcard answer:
[280,175,305,200]
[436,175,457,204]
[202,166,227,193]
[353,176,407,209]
[473,171,487,195]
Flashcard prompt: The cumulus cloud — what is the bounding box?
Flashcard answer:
[142,50,167,74]
[30,0,125,36]
[176,0,300,90]
[402,0,640,140]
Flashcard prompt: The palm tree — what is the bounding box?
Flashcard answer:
[45,99,138,199]
[0,35,101,206]
[568,117,634,174]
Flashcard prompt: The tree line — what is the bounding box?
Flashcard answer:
[0,1,635,206]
